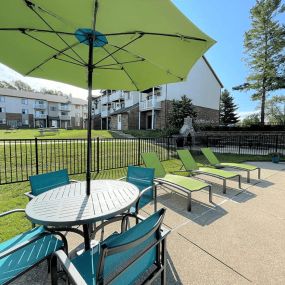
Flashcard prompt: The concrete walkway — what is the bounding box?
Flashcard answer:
[12,161,285,284]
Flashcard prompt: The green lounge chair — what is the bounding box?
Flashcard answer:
[141,152,212,212]
[177,149,241,194]
[201,148,261,183]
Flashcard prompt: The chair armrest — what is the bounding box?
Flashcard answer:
[118,176,126,181]
[24,192,35,200]
[51,250,87,285]
[70,179,79,183]
[0,209,25,218]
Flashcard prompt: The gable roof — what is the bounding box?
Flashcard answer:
[202,56,223,88]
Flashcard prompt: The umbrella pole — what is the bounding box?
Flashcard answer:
[86,36,94,195]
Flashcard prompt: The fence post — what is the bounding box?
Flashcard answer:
[137,137,141,165]
[275,135,279,153]
[96,137,100,173]
[167,137,170,160]
[35,137,39,174]
[238,136,241,155]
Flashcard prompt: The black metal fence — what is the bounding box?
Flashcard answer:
[0,134,284,185]
[0,137,177,185]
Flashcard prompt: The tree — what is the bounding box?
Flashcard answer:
[219,89,239,126]
[265,95,285,124]
[242,113,260,126]
[233,0,285,125]
[0,81,17,89]
[40,88,63,96]
[13,80,33,91]
[167,95,197,129]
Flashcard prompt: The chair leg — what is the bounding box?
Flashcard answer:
[161,239,167,285]
[247,171,250,183]
[258,168,261,179]
[51,254,58,285]
[223,179,226,194]
[187,192,192,212]
[209,185,213,203]
[238,175,241,189]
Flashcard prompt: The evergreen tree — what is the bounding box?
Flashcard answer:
[233,0,285,125]
[168,95,197,129]
[219,89,239,126]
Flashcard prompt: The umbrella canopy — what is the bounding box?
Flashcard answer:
[0,0,215,193]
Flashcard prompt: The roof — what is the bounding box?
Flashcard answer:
[0,88,87,104]
[202,56,223,88]
[111,103,139,115]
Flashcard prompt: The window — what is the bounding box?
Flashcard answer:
[50,106,57,111]
[0,96,5,102]
[75,105,80,109]
[0,119,6,124]
[61,112,67,116]
[22,109,28,115]
[125,92,130,100]
[21,98,28,105]
[37,100,44,104]
[22,119,29,125]
[0,107,5,113]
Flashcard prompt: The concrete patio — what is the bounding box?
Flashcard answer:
[12,161,285,285]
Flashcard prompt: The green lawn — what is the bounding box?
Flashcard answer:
[0,129,116,139]
[0,153,270,242]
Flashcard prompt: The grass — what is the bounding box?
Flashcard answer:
[0,152,271,242]
[0,129,116,139]
[123,129,166,138]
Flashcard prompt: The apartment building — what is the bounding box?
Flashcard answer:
[92,56,223,130]
[0,88,88,129]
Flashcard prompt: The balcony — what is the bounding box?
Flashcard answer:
[34,113,47,119]
[101,109,108,118]
[139,99,161,111]
[59,115,71,120]
[101,95,109,105]
[59,105,71,111]
[33,103,47,109]
[110,91,124,102]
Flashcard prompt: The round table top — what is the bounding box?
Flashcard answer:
[25,180,139,227]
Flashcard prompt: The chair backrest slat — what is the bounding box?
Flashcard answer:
[201,148,220,165]
[29,169,70,196]
[177,149,199,171]
[141,152,166,178]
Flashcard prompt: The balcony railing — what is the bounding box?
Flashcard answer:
[101,109,109,117]
[59,115,71,120]
[34,113,47,119]
[59,105,71,111]
[110,91,124,102]
[33,103,47,109]
[139,99,161,111]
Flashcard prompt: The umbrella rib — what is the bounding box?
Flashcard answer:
[22,30,85,66]
[93,34,143,67]
[53,57,86,68]
[101,46,139,90]
[107,43,184,81]
[24,1,86,65]
[25,42,85,76]
[95,59,145,68]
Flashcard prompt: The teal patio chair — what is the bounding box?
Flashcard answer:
[141,152,212,212]
[0,209,67,285]
[26,169,77,199]
[124,166,157,214]
[51,208,169,285]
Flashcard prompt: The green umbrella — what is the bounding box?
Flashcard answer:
[0,0,215,194]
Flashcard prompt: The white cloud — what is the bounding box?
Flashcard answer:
[0,63,101,99]
[238,111,259,120]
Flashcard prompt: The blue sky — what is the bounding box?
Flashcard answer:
[173,0,259,118]
[0,1,282,118]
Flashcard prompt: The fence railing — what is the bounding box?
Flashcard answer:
[0,134,284,185]
[0,137,177,185]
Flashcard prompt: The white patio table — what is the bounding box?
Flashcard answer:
[25,180,139,250]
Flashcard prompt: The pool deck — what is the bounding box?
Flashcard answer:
[12,161,285,285]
